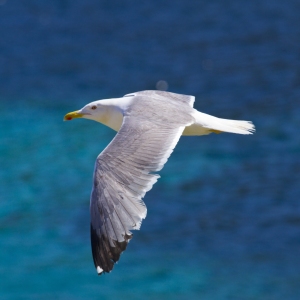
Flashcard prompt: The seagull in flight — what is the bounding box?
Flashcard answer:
[64,90,255,275]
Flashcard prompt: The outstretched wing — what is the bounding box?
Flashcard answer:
[90,95,194,274]
[125,90,195,107]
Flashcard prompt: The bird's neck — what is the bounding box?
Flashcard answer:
[95,97,133,132]
[99,106,123,132]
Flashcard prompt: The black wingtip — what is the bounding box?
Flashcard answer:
[90,223,133,275]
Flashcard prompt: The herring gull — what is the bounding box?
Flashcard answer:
[64,90,255,275]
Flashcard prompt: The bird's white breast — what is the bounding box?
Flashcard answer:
[95,96,134,131]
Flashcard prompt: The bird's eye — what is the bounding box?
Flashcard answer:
[91,105,97,110]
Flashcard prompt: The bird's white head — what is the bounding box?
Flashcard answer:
[64,100,110,123]
[63,96,135,131]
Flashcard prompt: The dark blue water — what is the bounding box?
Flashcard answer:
[1,1,300,299]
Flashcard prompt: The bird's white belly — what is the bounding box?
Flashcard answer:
[105,113,210,136]
[182,124,211,136]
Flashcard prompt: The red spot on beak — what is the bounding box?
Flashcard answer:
[66,116,72,120]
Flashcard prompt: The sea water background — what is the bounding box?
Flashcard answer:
[0,1,300,299]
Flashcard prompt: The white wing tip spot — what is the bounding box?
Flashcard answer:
[97,266,103,274]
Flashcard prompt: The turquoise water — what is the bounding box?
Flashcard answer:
[1,0,300,299]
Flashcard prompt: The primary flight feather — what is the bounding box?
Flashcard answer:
[64,90,255,275]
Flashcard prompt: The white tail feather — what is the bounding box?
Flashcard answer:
[182,110,255,136]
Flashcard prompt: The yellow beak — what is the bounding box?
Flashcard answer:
[63,110,84,121]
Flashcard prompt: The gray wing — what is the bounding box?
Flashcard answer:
[125,90,195,107]
[90,95,194,274]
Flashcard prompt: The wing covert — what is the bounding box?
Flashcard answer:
[131,90,195,107]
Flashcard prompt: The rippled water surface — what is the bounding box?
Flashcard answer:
[1,1,300,299]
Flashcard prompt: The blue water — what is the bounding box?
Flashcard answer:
[1,1,300,299]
